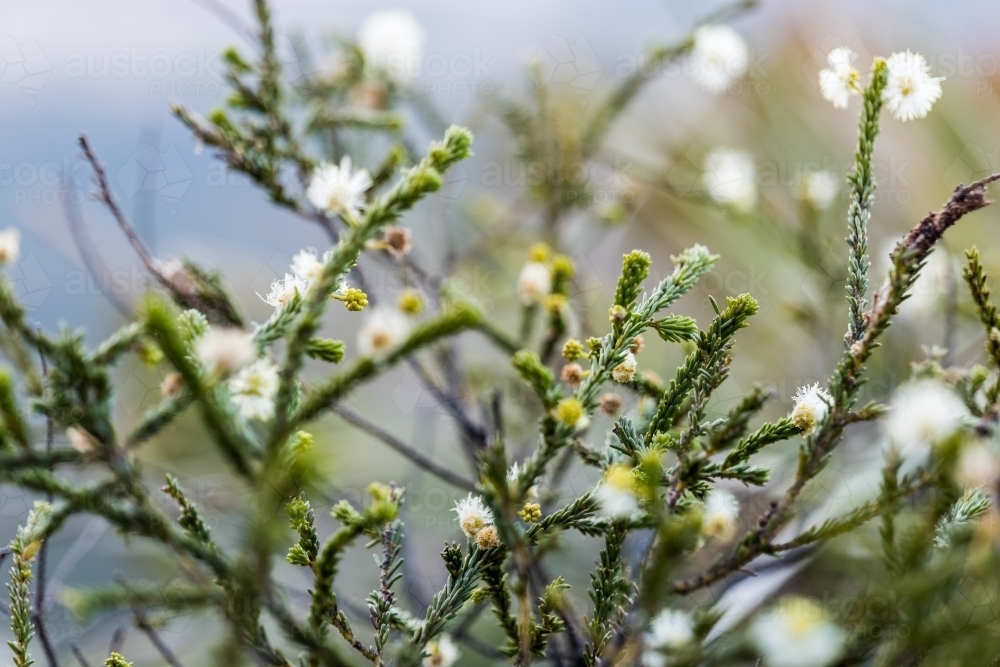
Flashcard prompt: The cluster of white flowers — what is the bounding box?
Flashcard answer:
[702,147,757,211]
[421,634,459,667]
[228,358,280,421]
[357,9,425,85]
[595,463,639,518]
[795,169,841,210]
[357,307,412,358]
[749,597,844,667]
[453,494,501,548]
[517,261,552,305]
[195,327,256,376]
[819,47,943,121]
[262,248,337,310]
[884,380,969,457]
[689,25,749,94]
[612,351,637,383]
[790,383,833,435]
[700,489,740,542]
[642,609,694,667]
[0,227,20,265]
[306,156,372,219]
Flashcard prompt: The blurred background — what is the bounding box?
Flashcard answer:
[3,0,1000,663]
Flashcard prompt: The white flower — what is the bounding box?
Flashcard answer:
[689,25,748,94]
[262,273,307,309]
[507,461,521,482]
[306,156,372,219]
[955,442,1000,489]
[228,358,280,421]
[884,50,943,121]
[885,380,969,456]
[357,307,411,358]
[196,328,256,376]
[357,9,424,84]
[517,262,552,305]
[291,248,332,286]
[422,635,459,667]
[0,228,20,265]
[701,490,739,542]
[796,170,840,210]
[749,597,844,667]
[643,608,694,666]
[818,47,861,109]
[791,384,833,435]
[702,147,756,211]
[612,352,637,384]
[453,494,494,538]
[595,464,639,518]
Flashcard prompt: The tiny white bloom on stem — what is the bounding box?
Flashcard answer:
[517,261,552,305]
[689,25,749,94]
[595,464,639,518]
[700,489,740,541]
[453,493,494,538]
[818,47,861,109]
[612,352,637,384]
[229,358,280,421]
[306,156,372,219]
[796,170,841,210]
[422,634,459,667]
[884,50,943,121]
[357,9,425,84]
[291,248,332,287]
[196,327,255,376]
[357,307,411,358]
[749,597,844,667]
[643,608,694,666]
[0,228,20,265]
[262,273,307,309]
[791,384,832,435]
[702,147,757,211]
[885,380,968,456]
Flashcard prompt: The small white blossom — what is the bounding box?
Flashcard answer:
[702,147,756,211]
[749,597,844,667]
[357,9,425,84]
[357,307,411,358]
[262,273,307,309]
[0,228,20,265]
[701,489,739,542]
[612,352,637,384]
[689,25,749,94]
[796,170,840,210]
[291,248,332,286]
[791,384,833,435]
[422,634,459,667]
[885,380,969,456]
[196,328,255,376]
[517,262,552,305]
[306,156,372,219]
[595,464,639,518]
[228,358,280,421]
[818,47,861,109]
[884,50,943,121]
[642,608,694,667]
[453,493,494,538]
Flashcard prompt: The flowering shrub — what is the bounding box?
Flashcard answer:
[4,2,1000,667]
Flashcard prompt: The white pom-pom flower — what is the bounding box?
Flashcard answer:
[749,597,844,667]
[357,307,411,358]
[884,380,968,456]
[306,156,372,219]
[818,47,861,109]
[702,147,757,211]
[517,262,552,305]
[291,248,333,287]
[357,9,425,84]
[0,228,21,265]
[453,494,494,538]
[196,328,256,376]
[228,358,280,421]
[422,634,459,667]
[883,50,943,121]
[612,352,637,384]
[595,464,639,518]
[689,25,749,94]
[262,273,307,309]
[642,609,694,667]
[700,489,740,542]
[791,384,833,435]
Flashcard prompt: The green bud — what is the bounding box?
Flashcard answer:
[305,338,346,363]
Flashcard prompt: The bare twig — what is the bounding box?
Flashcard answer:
[71,645,93,667]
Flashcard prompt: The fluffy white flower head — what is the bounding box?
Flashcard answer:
[357,9,425,84]
[306,156,372,219]
[791,384,833,435]
[750,597,844,667]
[796,170,840,210]
[262,273,307,309]
[689,25,749,93]
[612,352,638,384]
[422,635,459,667]
[196,328,255,376]
[595,464,639,518]
[0,228,21,265]
[884,50,943,121]
[453,494,494,538]
[818,47,861,109]
[700,489,739,542]
[291,248,332,287]
[357,307,411,358]
[646,608,694,650]
[229,358,280,421]
[702,147,757,211]
[885,380,968,455]
[517,262,552,305]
